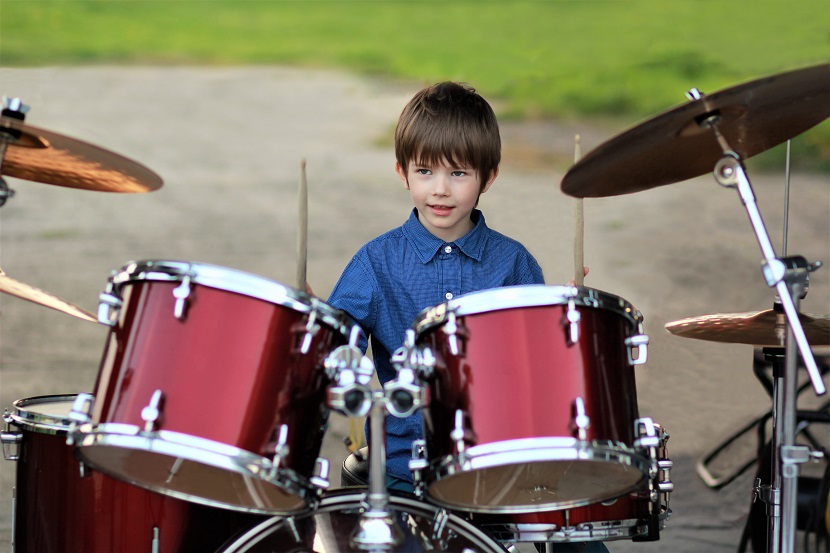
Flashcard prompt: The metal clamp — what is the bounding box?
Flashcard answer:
[66,393,95,446]
[1,431,21,461]
[97,287,123,327]
[310,457,331,490]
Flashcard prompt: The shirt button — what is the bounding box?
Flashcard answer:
[445,292,453,300]
[444,245,452,253]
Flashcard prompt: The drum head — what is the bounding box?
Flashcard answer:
[219,490,507,552]
[427,451,647,513]
[76,429,310,514]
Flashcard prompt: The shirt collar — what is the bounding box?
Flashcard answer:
[402,208,488,264]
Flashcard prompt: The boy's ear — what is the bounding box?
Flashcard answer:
[395,162,410,189]
[480,168,499,194]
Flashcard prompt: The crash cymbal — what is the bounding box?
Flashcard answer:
[561,63,830,198]
[666,309,830,348]
[0,116,163,193]
[0,268,97,323]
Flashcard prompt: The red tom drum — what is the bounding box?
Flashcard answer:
[409,285,654,513]
[72,260,359,514]
[2,394,263,553]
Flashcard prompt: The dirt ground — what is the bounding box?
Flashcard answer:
[0,66,827,552]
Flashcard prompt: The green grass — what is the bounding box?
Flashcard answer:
[1,0,829,167]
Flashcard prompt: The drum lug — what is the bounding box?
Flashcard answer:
[450,409,469,457]
[310,457,331,490]
[98,285,123,327]
[140,390,165,433]
[66,393,94,446]
[563,298,581,345]
[151,527,160,553]
[1,430,21,461]
[432,509,458,549]
[570,397,591,441]
[271,424,291,473]
[409,440,428,498]
[625,334,649,365]
[172,274,193,320]
[293,299,321,355]
[442,310,466,356]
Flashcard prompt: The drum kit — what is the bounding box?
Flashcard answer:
[0,62,827,552]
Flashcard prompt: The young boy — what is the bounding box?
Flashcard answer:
[326,81,544,491]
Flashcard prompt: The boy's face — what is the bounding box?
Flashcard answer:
[396,158,496,242]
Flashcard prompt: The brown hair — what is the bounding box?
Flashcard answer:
[395,82,501,190]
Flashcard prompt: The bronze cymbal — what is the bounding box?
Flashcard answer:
[0,268,97,323]
[561,63,830,198]
[0,116,163,193]
[665,309,830,348]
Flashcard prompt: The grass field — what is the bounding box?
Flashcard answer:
[1,0,828,166]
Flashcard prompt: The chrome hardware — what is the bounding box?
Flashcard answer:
[172,274,192,320]
[634,417,660,449]
[625,334,649,365]
[385,346,428,418]
[685,87,703,101]
[97,280,123,327]
[141,390,164,433]
[563,298,581,344]
[310,457,331,489]
[272,424,290,472]
[1,431,21,461]
[409,439,428,499]
[442,309,466,356]
[325,345,374,418]
[66,393,94,446]
[571,397,590,441]
[152,526,160,553]
[294,298,322,354]
[450,410,467,456]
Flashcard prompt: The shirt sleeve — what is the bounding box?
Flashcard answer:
[326,251,378,352]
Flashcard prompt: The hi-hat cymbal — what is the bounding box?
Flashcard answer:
[0,268,97,323]
[561,63,830,198]
[0,116,163,193]
[666,309,830,348]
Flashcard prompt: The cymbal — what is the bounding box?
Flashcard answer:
[561,63,830,198]
[666,309,830,348]
[0,268,97,323]
[0,117,163,193]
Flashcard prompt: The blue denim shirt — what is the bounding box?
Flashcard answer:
[327,208,544,481]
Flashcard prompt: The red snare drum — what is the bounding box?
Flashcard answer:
[409,285,654,513]
[73,260,359,514]
[2,394,262,553]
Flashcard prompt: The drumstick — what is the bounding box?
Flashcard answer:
[573,135,585,286]
[297,158,308,291]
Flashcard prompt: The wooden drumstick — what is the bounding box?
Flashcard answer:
[574,135,585,286]
[297,158,308,291]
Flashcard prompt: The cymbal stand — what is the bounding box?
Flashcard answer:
[700,112,826,553]
[0,97,28,208]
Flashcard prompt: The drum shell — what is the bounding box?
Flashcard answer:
[92,277,340,476]
[8,394,262,553]
[419,301,640,455]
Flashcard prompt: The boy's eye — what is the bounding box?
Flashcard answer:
[415,168,431,175]
[451,170,467,177]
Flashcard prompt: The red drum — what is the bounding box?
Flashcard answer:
[73,260,359,514]
[217,489,507,553]
[408,285,654,513]
[469,423,673,543]
[2,394,263,553]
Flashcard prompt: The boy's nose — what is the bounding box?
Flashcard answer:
[433,175,450,196]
